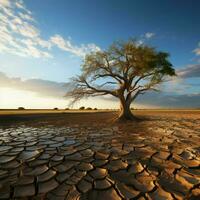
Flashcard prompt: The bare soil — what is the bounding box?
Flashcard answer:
[0,110,199,199]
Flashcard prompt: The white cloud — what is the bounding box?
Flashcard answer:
[0,0,51,58]
[161,64,200,95]
[193,48,200,56]
[144,32,155,39]
[50,35,71,51]
[15,0,26,10]
[136,39,144,46]
[0,0,11,7]
[0,0,100,59]
[0,72,67,97]
[50,34,100,57]
[19,12,34,21]
[136,32,156,46]
[177,64,200,78]
[193,42,200,56]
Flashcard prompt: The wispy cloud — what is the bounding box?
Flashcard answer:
[0,0,52,58]
[161,64,200,95]
[50,35,100,57]
[144,32,155,39]
[193,42,200,56]
[177,64,200,78]
[0,71,67,97]
[0,0,100,58]
[136,32,156,46]
[136,92,200,108]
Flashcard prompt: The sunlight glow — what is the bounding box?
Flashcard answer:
[0,87,151,109]
[0,87,68,109]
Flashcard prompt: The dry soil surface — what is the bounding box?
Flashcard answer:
[0,111,199,199]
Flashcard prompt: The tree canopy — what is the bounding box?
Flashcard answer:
[66,39,175,120]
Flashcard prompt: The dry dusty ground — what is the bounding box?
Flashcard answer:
[0,111,199,199]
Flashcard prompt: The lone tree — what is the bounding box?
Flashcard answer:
[66,39,175,120]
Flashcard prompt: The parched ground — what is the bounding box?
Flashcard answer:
[0,111,199,199]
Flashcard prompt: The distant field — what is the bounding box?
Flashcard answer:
[0,109,199,116]
[0,109,105,115]
[0,109,200,127]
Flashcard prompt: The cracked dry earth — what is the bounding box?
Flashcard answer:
[0,115,200,199]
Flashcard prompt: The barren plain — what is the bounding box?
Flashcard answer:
[0,110,199,199]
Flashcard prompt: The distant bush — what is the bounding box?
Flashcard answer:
[131,107,134,110]
[18,107,25,110]
[53,107,58,110]
[86,107,92,110]
[65,108,70,110]
[79,106,85,110]
[94,108,98,110]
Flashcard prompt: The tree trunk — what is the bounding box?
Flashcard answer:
[118,98,135,121]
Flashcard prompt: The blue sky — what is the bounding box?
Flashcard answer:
[0,0,200,108]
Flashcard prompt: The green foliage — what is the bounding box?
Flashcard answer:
[82,40,175,80]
